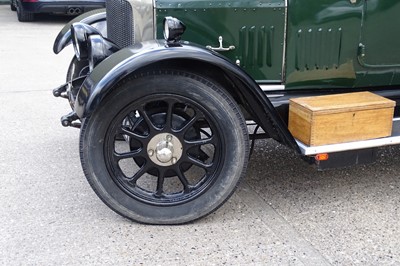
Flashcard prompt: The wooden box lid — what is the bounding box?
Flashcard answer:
[289,92,395,115]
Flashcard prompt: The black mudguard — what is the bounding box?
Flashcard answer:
[75,40,300,152]
[53,8,106,54]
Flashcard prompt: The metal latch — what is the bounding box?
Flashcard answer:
[206,36,235,52]
[358,43,366,57]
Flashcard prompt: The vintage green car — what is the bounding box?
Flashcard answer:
[52,0,400,224]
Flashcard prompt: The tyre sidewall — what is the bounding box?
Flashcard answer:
[80,71,248,224]
[11,0,17,11]
[16,1,34,22]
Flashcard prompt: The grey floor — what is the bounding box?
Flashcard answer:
[1,5,400,265]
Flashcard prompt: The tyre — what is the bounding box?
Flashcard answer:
[16,0,34,22]
[80,70,249,224]
[10,0,16,11]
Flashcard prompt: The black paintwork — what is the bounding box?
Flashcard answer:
[53,8,106,54]
[314,148,377,170]
[74,40,300,152]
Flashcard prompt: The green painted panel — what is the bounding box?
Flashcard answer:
[354,1,400,87]
[285,0,363,89]
[156,0,285,81]
[360,1,400,66]
[155,0,400,89]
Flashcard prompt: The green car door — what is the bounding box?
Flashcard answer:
[283,0,400,89]
[285,0,363,89]
[356,1,400,87]
[156,0,286,82]
[157,0,400,90]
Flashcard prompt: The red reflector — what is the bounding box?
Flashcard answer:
[315,153,329,161]
[23,0,38,2]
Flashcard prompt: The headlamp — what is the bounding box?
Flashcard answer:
[87,35,119,71]
[163,17,186,43]
[70,23,102,61]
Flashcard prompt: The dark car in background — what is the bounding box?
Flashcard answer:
[10,0,105,22]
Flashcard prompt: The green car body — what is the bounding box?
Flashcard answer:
[52,0,400,224]
[53,0,400,92]
[155,0,400,89]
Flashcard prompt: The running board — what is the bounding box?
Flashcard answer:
[297,118,400,156]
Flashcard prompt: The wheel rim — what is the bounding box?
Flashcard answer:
[104,94,224,206]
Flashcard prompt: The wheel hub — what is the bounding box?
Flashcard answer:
[147,133,183,166]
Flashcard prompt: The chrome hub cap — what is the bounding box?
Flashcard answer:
[147,133,183,166]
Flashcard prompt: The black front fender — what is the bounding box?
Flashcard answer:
[53,8,106,54]
[75,40,300,152]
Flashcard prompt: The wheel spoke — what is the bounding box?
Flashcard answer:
[176,167,191,193]
[185,136,215,148]
[186,156,213,171]
[178,113,201,135]
[138,107,158,132]
[113,149,142,160]
[127,163,148,185]
[155,170,165,196]
[119,126,147,140]
[164,99,174,131]
[127,114,144,133]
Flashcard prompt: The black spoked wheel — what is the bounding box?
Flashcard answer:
[106,94,224,206]
[80,70,249,224]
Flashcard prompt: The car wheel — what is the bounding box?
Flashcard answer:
[16,0,34,22]
[10,0,16,11]
[79,70,249,224]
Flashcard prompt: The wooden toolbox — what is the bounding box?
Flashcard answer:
[288,92,395,146]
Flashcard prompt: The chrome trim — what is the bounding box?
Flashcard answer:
[129,0,154,42]
[298,119,400,156]
[206,36,235,52]
[147,133,183,166]
[267,94,284,98]
[298,137,400,156]
[282,0,288,82]
[260,85,285,91]
[153,0,157,39]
